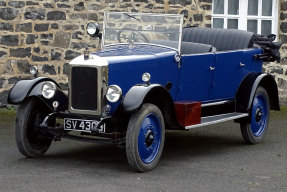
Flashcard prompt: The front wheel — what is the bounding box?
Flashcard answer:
[15,98,53,157]
[126,104,165,172]
[240,86,270,144]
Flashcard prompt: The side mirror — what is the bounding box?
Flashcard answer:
[86,22,101,38]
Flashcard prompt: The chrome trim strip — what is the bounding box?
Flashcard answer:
[185,113,249,129]
[201,100,231,107]
[178,15,183,54]
[102,12,106,49]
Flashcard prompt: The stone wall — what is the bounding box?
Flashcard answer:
[269,0,287,105]
[0,0,286,106]
[0,0,212,105]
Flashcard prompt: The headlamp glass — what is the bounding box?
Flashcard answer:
[41,81,56,99]
[106,85,122,103]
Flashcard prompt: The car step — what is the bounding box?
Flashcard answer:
[185,112,249,129]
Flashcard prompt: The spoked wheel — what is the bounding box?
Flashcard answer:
[126,104,165,172]
[240,86,270,144]
[15,97,53,157]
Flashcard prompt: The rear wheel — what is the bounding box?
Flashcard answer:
[15,98,53,157]
[126,104,165,172]
[240,86,270,144]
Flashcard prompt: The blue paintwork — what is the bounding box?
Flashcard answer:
[93,44,180,114]
[177,53,215,101]
[91,44,263,114]
[177,48,263,103]
[138,113,162,164]
[209,49,262,100]
[251,93,268,137]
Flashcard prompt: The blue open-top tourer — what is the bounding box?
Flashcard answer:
[8,12,282,172]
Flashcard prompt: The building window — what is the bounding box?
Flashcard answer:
[212,0,278,36]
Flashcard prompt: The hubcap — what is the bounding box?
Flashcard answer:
[255,108,262,123]
[251,94,268,137]
[138,113,161,164]
[145,130,154,147]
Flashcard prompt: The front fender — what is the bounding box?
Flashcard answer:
[7,77,68,111]
[123,84,162,112]
[122,84,180,130]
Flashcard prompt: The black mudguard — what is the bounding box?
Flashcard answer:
[123,84,165,112]
[236,72,279,122]
[7,77,68,111]
[122,84,179,130]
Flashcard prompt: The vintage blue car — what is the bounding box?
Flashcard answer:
[8,12,282,172]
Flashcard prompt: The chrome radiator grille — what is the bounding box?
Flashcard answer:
[71,67,98,111]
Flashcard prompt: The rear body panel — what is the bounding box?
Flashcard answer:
[177,48,263,104]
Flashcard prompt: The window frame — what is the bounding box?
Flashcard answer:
[212,0,279,36]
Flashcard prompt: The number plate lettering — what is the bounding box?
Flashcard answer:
[64,118,105,133]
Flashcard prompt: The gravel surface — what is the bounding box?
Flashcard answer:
[0,108,286,192]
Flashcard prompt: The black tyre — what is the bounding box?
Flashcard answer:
[15,98,53,157]
[240,86,270,144]
[126,104,165,172]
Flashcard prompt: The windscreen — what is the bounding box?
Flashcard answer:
[103,12,183,51]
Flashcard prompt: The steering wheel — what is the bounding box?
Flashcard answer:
[117,29,149,43]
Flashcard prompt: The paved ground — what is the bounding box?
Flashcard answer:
[0,108,287,192]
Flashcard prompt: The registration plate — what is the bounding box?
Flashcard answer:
[64,118,105,133]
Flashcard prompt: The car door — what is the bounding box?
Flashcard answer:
[208,51,244,101]
[208,49,262,101]
[176,53,215,102]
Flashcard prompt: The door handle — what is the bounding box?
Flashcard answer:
[240,62,245,67]
[210,66,215,71]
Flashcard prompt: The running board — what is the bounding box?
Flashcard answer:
[185,113,248,129]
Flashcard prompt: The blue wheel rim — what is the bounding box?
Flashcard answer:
[138,113,161,164]
[251,94,268,137]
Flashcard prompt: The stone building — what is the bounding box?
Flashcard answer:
[0,0,286,105]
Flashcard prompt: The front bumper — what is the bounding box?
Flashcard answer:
[39,112,125,144]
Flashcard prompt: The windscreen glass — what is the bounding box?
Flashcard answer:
[103,12,183,51]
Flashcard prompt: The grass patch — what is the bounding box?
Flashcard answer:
[271,105,287,114]
[0,108,16,123]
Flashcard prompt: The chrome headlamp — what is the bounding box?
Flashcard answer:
[30,66,38,76]
[142,72,151,83]
[106,85,122,103]
[87,22,100,37]
[41,81,56,99]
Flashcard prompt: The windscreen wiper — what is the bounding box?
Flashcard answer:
[124,13,141,22]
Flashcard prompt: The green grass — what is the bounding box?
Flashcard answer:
[271,105,287,113]
[280,105,287,113]
[0,108,16,123]
[271,105,287,119]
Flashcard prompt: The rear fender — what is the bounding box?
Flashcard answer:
[236,73,279,123]
[7,77,68,111]
[251,74,280,111]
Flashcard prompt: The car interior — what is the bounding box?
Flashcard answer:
[181,27,255,55]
